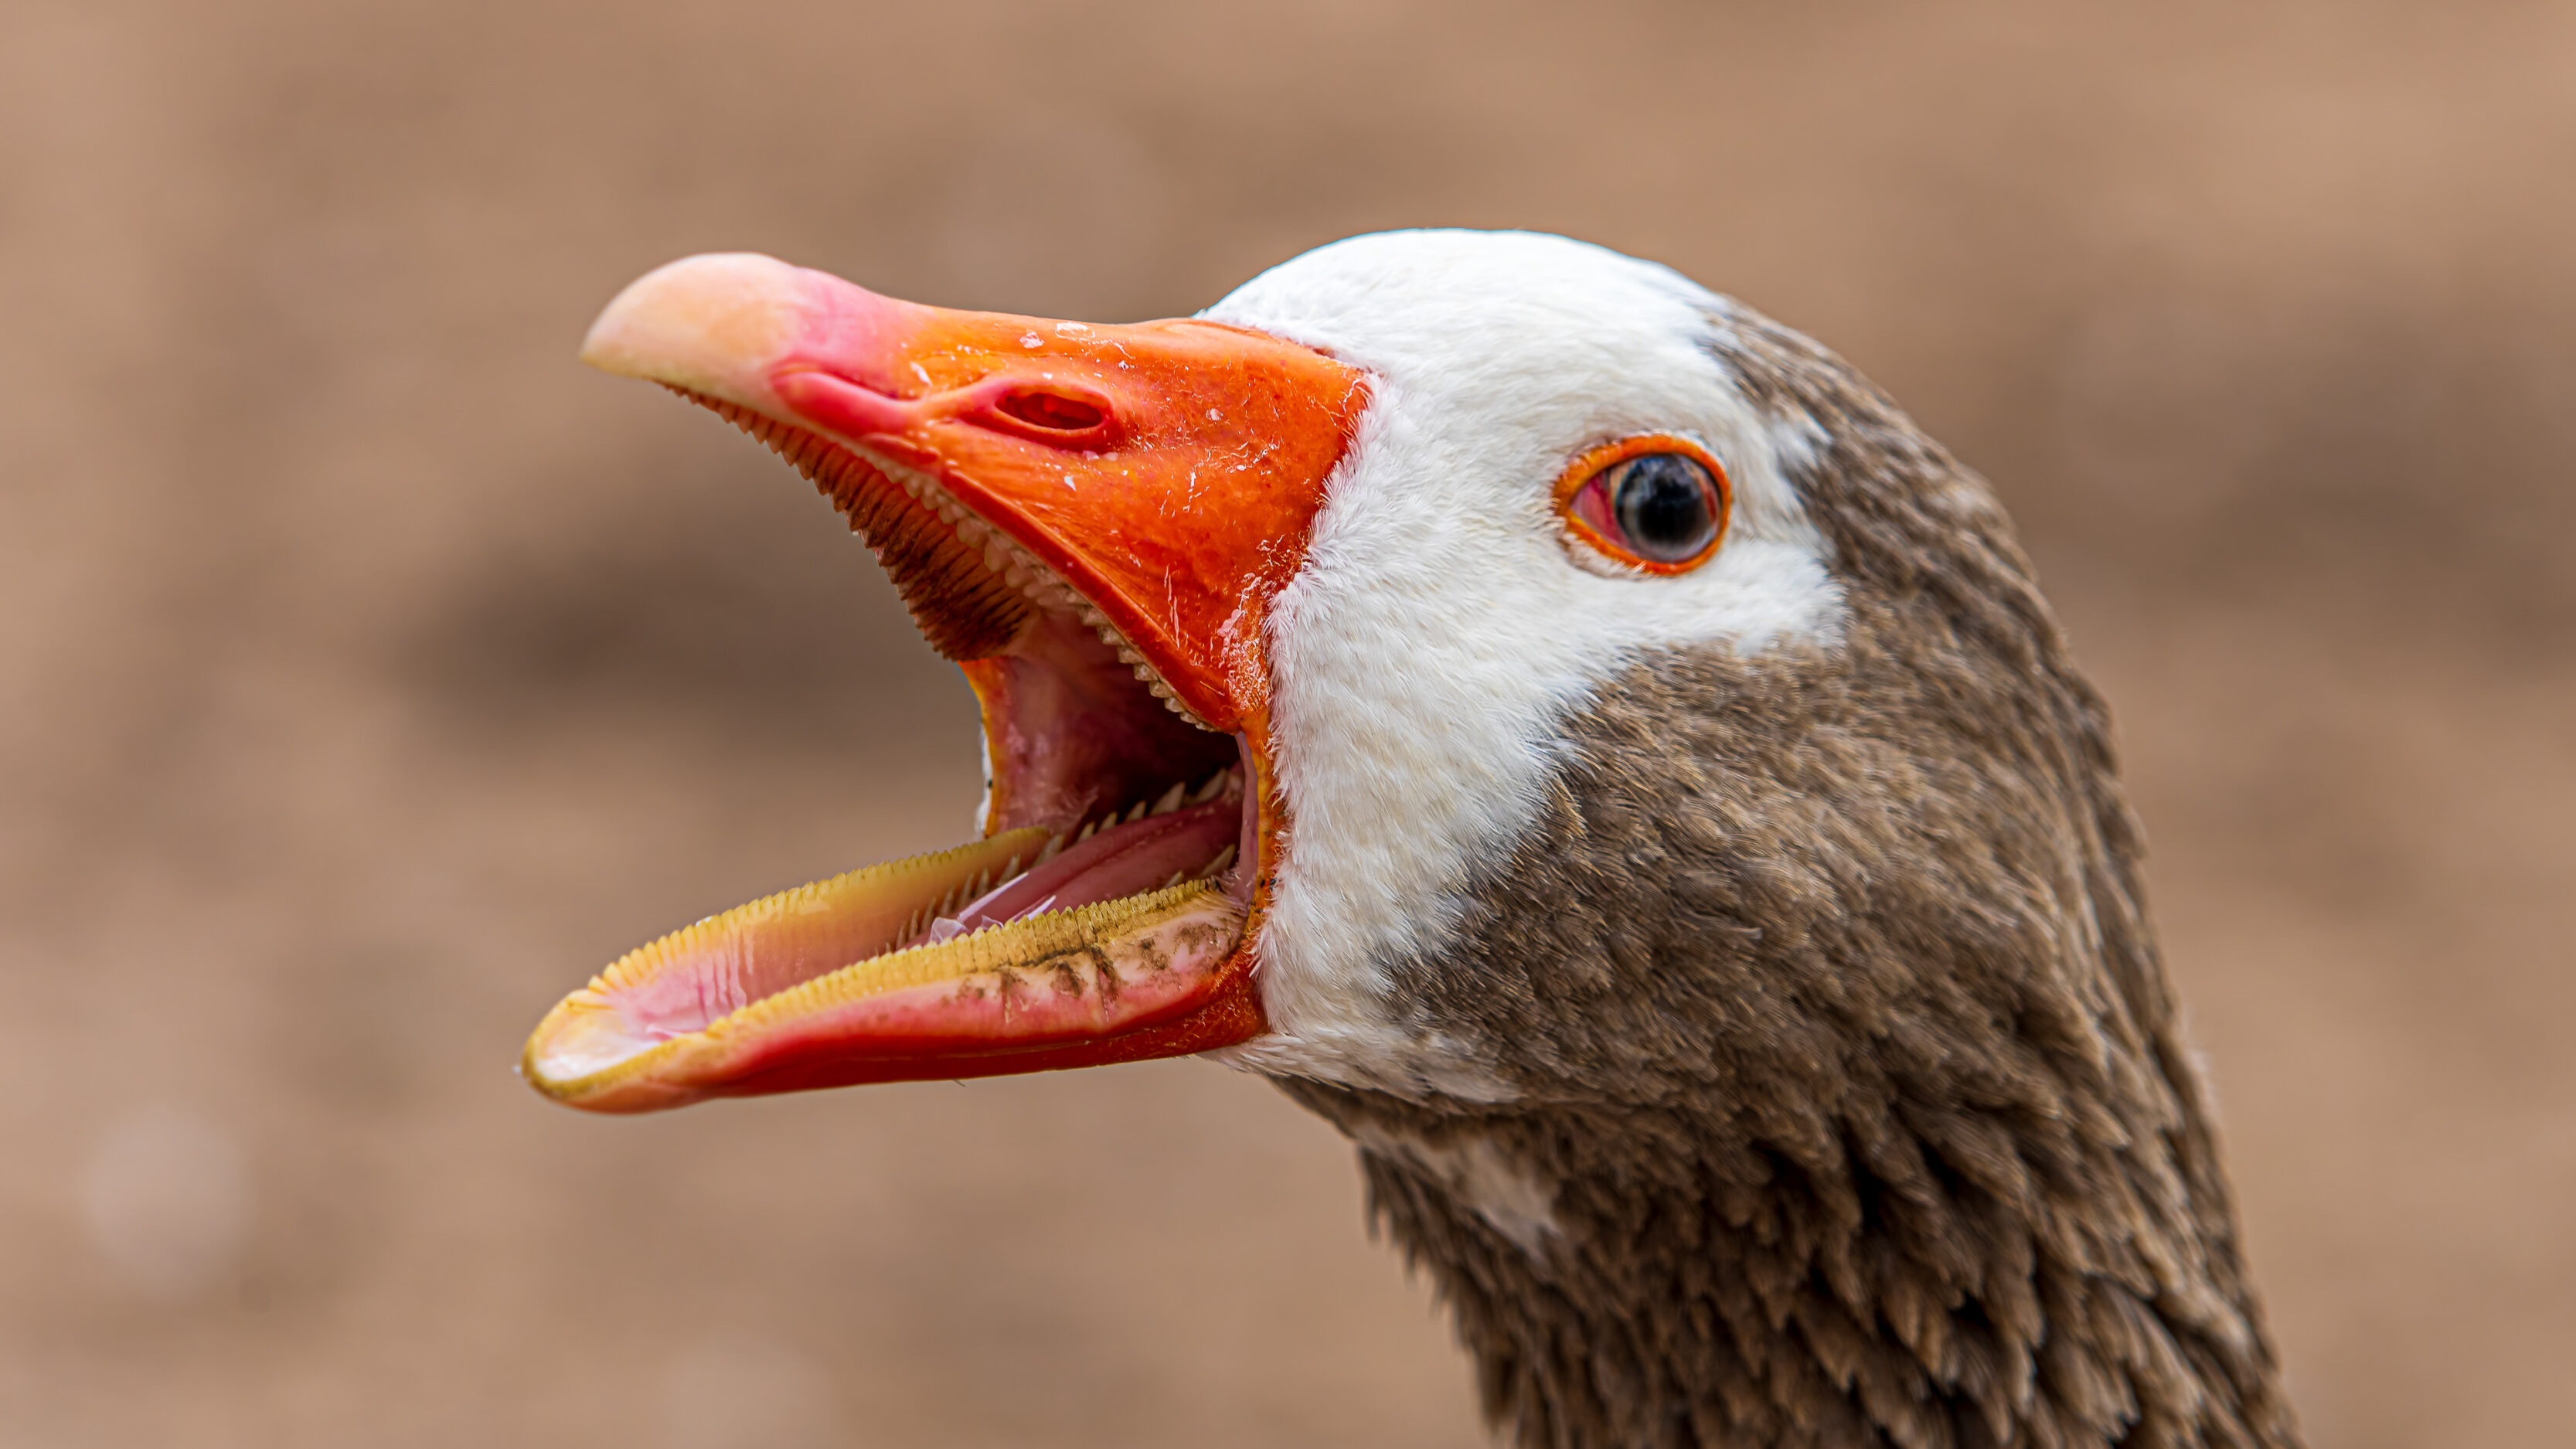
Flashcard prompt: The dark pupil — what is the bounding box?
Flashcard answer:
[1611,454,1716,563]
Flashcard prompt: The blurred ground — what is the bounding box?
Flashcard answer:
[2,2,2571,1445]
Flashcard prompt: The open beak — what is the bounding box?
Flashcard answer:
[520,253,1366,1112]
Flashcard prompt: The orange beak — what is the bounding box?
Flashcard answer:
[519,254,1366,1111]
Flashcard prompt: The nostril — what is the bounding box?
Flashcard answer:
[995,389,1108,433]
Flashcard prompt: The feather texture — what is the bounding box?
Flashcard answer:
[1276,304,2301,1449]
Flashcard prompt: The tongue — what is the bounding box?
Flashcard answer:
[920,800,1239,944]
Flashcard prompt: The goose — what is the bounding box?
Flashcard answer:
[520,230,2303,1449]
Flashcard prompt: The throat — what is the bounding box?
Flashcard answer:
[1281,1083,2302,1449]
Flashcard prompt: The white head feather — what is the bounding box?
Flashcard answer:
[1197,230,1847,1097]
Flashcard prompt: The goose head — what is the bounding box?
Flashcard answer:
[520,230,2302,1448]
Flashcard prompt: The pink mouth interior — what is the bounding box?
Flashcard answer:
[915,800,1240,946]
[974,611,1240,835]
[590,578,1251,1051]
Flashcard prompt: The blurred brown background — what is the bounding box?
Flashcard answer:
[2,2,2570,1445]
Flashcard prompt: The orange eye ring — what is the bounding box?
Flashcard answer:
[1553,435,1731,575]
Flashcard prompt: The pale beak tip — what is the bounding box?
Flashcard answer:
[577,251,807,393]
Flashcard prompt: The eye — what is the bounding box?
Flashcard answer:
[1556,437,1730,573]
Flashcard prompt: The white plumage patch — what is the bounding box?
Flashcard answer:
[1199,230,1848,1097]
[1349,1121,1563,1258]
